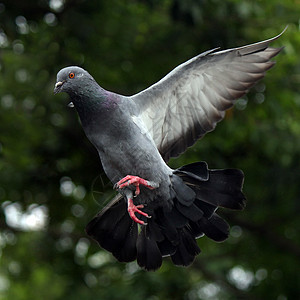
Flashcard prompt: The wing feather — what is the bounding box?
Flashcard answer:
[131,28,286,161]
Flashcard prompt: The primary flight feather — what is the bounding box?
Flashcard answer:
[54,29,284,271]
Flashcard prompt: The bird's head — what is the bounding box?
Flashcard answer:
[54,66,95,97]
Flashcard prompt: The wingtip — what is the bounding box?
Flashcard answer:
[258,25,288,44]
[279,25,288,36]
[267,25,288,42]
[230,26,287,57]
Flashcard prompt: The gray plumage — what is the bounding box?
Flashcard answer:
[54,29,284,270]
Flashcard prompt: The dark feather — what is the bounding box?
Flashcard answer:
[196,213,230,242]
[194,169,246,210]
[175,201,204,222]
[157,239,177,257]
[176,161,209,181]
[112,224,138,262]
[137,228,162,271]
[170,175,195,206]
[171,228,201,266]
[86,198,138,262]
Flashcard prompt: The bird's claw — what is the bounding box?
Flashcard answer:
[127,198,151,225]
[114,175,159,197]
[114,175,158,224]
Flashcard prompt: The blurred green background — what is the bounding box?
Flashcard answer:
[0,0,299,299]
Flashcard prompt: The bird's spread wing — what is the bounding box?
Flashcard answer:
[131,29,285,162]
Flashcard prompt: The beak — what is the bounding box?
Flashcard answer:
[54,81,65,94]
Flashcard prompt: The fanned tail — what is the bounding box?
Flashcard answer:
[86,161,246,271]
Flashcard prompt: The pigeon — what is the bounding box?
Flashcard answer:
[54,29,284,271]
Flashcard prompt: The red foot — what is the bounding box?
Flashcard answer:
[127,198,150,225]
[115,175,158,196]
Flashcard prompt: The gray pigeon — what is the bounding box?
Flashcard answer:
[54,30,284,271]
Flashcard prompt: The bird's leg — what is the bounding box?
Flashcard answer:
[115,176,158,224]
[128,198,150,225]
[124,190,151,225]
[114,175,159,197]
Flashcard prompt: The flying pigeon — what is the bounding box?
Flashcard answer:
[54,29,284,271]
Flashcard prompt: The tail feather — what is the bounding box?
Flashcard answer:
[164,205,188,228]
[154,208,179,245]
[175,201,204,222]
[177,161,209,181]
[171,228,201,266]
[86,161,246,271]
[157,239,177,257]
[194,200,217,218]
[113,224,138,262]
[170,175,195,205]
[137,228,162,271]
[88,198,125,233]
[188,220,205,239]
[86,199,138,262]
[85,200,126,253]
[145,218,164,242]
[176,165,246,210]
[195,213,230,242]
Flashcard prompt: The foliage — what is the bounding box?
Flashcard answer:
[0,0,299,299]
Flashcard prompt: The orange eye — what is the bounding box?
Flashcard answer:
[69,72,75,79]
